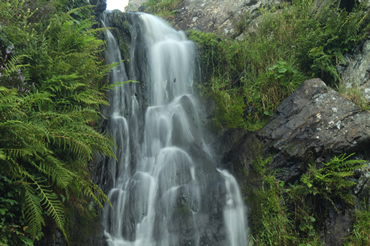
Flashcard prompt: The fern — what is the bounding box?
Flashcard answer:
[0,2,118,244]
[300,153,366,208]
[30,155,73,190]
[79,179,111,209]
[24,186,44,240]
[0,150,5,160]
[26,174,66,240]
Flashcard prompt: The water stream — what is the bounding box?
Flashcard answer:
[101,11,248,246]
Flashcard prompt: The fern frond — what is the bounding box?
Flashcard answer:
[21,92,53,109]
[79,179,111,209]
[0,150,5,160]
[32,154,74,189]
[24,186,44,239]
[1,55,30,77]
[0,86,18,102]
[28,175,67,241]
[5,148,34,159]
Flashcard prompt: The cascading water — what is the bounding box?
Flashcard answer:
[101,11,248,246]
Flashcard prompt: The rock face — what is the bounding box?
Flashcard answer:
[219,78,370,245]
[341,39,370,102]
[259,78,370,182]
[172,0,261,35]
[221,78,370,180]
[126,0,267,35]
[90,0,107,15]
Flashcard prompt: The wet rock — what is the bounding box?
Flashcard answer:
[325,207,354,246]
[90,0,107,15]
[213,129,258,182]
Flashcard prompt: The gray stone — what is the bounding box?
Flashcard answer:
[218,78,370,245]
[354,164,370,203]
[258,78,370,182]
[325,207,354,246]
[126,0,270,35]
[341,39,370,102]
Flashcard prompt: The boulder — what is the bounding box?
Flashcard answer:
[218,78,370,245]
[259,78,370,182]
[220,78,370,182]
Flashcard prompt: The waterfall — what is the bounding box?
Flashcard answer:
[101,11,248,246]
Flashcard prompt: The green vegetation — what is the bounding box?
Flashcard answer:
[143,0,182,19]
[188,0,370,130]
[339,81,370,111]
[0,0,116,244]
[347,204,370,245]
[246,153,367,245]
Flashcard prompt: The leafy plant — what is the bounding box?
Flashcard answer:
[0,0,117,244]
[247,153,366,245]
[298,154,366,208]
[0,175,33,246]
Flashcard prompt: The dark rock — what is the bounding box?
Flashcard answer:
[259,78,370,182]
[219,78,370,183]
[219,78,370,245]
[90,0,107,15]
[325,207,355,245]
[354,164,370,203]
[213,129,258,182]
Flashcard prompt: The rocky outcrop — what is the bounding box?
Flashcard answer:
[340,38,370,102]
[90,0,107,15]
[126,0,267,35]
[219,78,370,245]
[221,78,370,179]
[172,0,262,35]
[259,78,369,182]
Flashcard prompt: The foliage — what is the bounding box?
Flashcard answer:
[188,30,250,129]
[247,154,366,245]
[338,81,370,111]
[294,154,366,208]
[188,0,369,131]
[143,0,182,19]
[346,204,370,246]
[0,175,33,246]
[0,0,116,244]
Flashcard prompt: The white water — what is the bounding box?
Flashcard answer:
[102,12,248,246]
